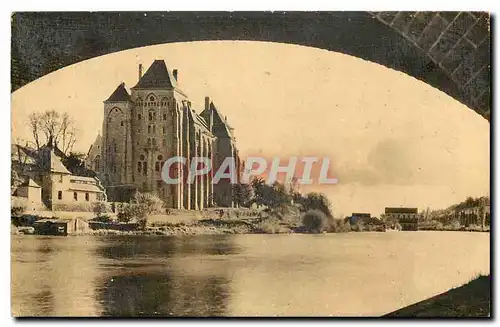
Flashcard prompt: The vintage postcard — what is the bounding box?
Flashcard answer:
[10,12,491,317]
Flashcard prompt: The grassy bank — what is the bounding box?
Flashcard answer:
[86,217,298,236]
[384,275,490,317]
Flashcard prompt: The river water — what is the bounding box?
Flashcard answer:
[11,232,489,317]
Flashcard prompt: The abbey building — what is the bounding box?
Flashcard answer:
[86,60,240,209]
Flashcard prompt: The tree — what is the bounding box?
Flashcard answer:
[232,183,253,208]
[61,152,95,176]
[297,192,333,218]
[27,110,78,155]
[11,169,23,195]
[92,202,107,219]
[302,210,329,233]
[250,178,292,208]
[117,192,165,229]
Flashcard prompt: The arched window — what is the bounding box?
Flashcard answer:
[153,125,156,133]
[147,138,152,146]
[143,162,148,176]
[140,154,145,161]
[95,156,101,172]
[137,162,142,172]
[155,162,160,172]
[157,155,163,161]
[162,126,166,134]
[163,113,167,120]
[149,96,155,102]
[148,125,151,133]
[138,114,142,120]
[152,138,156,146]
[85,193,90,201]
[149,112,153,121]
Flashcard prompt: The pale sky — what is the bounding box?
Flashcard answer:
[11,41,490,216]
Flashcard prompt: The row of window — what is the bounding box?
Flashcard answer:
[147,125,167,134]
[136,139,167,146]
[136,112,170,121]
[70,179,97,186]
[57,191,91,201]
[136,96,175,107]
[137,155,165,175]
[107,112,170,124]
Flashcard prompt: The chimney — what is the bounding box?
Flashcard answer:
[138,64,143,81]
[205,96,210,111]
[173,69,178,81]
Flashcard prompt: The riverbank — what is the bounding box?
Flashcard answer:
[82,217,300,236]
[384,275,490,317]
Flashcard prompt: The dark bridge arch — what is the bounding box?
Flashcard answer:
[11,11,490,119]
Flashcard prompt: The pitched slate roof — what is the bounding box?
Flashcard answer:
[200,102,233,138]
[105,82,131,102]
[182,102,211,134]
[38,148,71,174]
[20,178,41,188]
[132,60,178,89]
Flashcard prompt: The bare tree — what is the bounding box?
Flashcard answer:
[26,110,78,155]
[27,113,42,150]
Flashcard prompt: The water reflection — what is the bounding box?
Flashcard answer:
[94,236,236,316]
[12,236,102,316]
[98,273,229,316]
[11,232,490,317]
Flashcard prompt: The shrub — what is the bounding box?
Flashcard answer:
[302,210,329,233]
[117,204,135,223]
[447,219,462,231]
[11,205,26,217]
[328,219,351,233]
[92,202,107,218]
[257,217,291,234]
[92,214,112,223]
[117,192,165,229]
[351,221,365,232]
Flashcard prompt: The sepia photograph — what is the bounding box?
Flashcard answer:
[10,11,491,317]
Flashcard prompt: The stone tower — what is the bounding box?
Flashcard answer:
[92,60,240,209]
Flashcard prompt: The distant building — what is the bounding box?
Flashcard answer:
[85,60,241,209]
[12,144,107,211]
[384,207,419,231]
